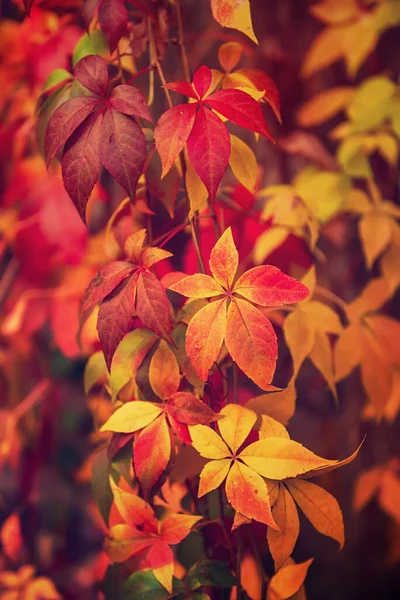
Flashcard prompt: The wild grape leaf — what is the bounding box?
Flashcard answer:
[267,484,300,570]
[82,229,172,369]
[267,559,313,600]
[210,0,258,44]
[45,55,150,222]
[98,0,129,52]
[134,415,171,498]
[170,227,308,388]
[155,65,274,201]
[149,340,180,400]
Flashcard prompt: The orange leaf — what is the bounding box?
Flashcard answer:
[149,340,180,400]
[160,514,202,544]
[134,415,171,498]
[209,227,238,289]
[105,524,154,562]
[218,41,244,73]
[268,484,300,570]
[225,297,277,389]
[267,559,313,600]
[234,266,309,306]
[170,273,224,298]
[110,479,155,527]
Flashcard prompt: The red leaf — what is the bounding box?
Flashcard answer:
[82,0,101,28]
[99,108,146,200]
[225,297,277,389]
[134,415,171,498]
[61,111,102,223]
[23,0,36,15]
[154,103,197,177]
[234,265,310,306]
[74,55,109,97]
[97,277,135,370]
[82,261,134,313]
[98,0,129,52]
[235,67,281,122]
[187,105,230,202]
[164,81,199,100]
[186,299,227,381]
[45,97,100,166]
[207,89,273,140]
[110,85,153,122]
[167,392,221,425]
[135,270,173,344]
[192,65,212,99]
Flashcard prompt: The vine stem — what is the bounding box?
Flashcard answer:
[13,379,50,422]
[0,257,19,307]
[175,0,191,82]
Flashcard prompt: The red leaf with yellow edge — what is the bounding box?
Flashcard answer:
[198,458,232,497]
[101,400,162,433]
[225,297,277,389]
[160,514,202,545]
[225,461,278,528]
[154,103,197,178]
[189,423,231,459]
[287,479,344,548]
[239,438,338,479]
[187,105,231,202]
[217,404,257,453]
[267,559,313,600]
[110,85,153,122]
[149,340,180,400]
[209,227,238,289]
[97,277,136,370]
[74,55,109,97]
[99,108,146,201]
[82,261,133,313]
[134,415,171,498]
[233,265,309,306]
[193,66,213,99]
[169,274,224,298]
[110,479,155,527]
[105,524,154,563]
[136,270,173,345]
[207,89,273,139]
[186,299,227,381]
[167,392,221,425]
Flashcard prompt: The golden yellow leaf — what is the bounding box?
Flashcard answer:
[268,484,300,570]
[253,227,288,264]
[342,18,378,77]
[301,26,345,78]
[341,189,372,214]
[346,277,392,321]
[359,210,393,269]
[363,314,400,366]
[218,404,257,453]
[288,479,344,547]
[149,339,180,400]
[300,301,343,335]
[309,329,337,401]
[258,415,290,440]
[297,87,355,127]
[189,423,231,459]
[334,323,363,382]
[353,466,385,511]
[310,0,360,24]
[229,134,258,192]
[100,401,162,433]
[347,75,396,132]
[284,310,315,378]
[267,559,313,600]
[84,351,107,394]
[360,326,393,418]
[374,1,400,31]
[245,385,297,426]
[301,266,316,297]
[198,459,232,497]
[337,136,372,178]
[186,158,208,217]
[210,0,258,43]
[294,167,351,222]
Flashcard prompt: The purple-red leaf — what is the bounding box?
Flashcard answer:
[45,97,100,166]
[167,392,221,425]
[74,55,109,97]
[110,85,153,122]
[82,261,134,313]
[207,88,274,140]
[187,105,230,202]
[98,0,128,53]
[99,108,146,200]
[82,0,101,28]
[61,111,102,223]
[97,277,135,370]
[136,270,173,345]
[154,103,197,178]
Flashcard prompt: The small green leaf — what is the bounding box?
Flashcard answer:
[122,570,184,600]
[43,68,72,92]
[72,31,109,67]
[186,560,237,591]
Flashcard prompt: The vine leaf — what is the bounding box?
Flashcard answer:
[170,227,309,388]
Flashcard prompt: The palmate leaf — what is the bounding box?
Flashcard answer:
[45,54,150,223]
[155,65,275,201]
[268,484,300,570]
[170,227,309,388]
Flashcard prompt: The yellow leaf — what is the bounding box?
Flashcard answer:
[198,458,232,497]
[210,0,258,43]
[100,401,162,433]
[189,424,231,459]
[346,75,396,132]
[342,18,378,78]
[341,189,372,214]
[363,314,400,365]
[360,326,394,418]
[300,301,343,335]
[186,159,208,218]
[267,559,313,600]
[84,351,107,394]
[301,26,346,78]
[288,479,344,547]
[297,87,355,127]
[310,0,360,24]
[258,415,290,440]
[334,323,363,382]
[294,167,351,222]
[149,339,180,400]
[353,466,385,511]
[153,562,174,594]
[359,210,393,269]
[346,277,392,320]
[218,404,257,453]
[284,310,315,378]
[253,227,288,264]
[239,438,337,480]
[245,385,297,426]
[374,1,400,31]
[301,265,316,297]
[309,329,338,401]
[229,134,258,192]
[268,484,300,570]
[337,137,372,178]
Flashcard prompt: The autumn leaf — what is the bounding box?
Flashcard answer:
[210,0,258,43]
[170,227,308,388]
[267,559,313,600]
[268,484,300,570]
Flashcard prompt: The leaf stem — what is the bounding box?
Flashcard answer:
[175,0,191,82]
[13,379,50,422]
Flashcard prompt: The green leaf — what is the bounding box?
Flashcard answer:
[122,570,184,600]
[186,560,237,591]
[84,351,107,394]
[91,447,113,527]
[72,31,109,67]
[43,68,72,92]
